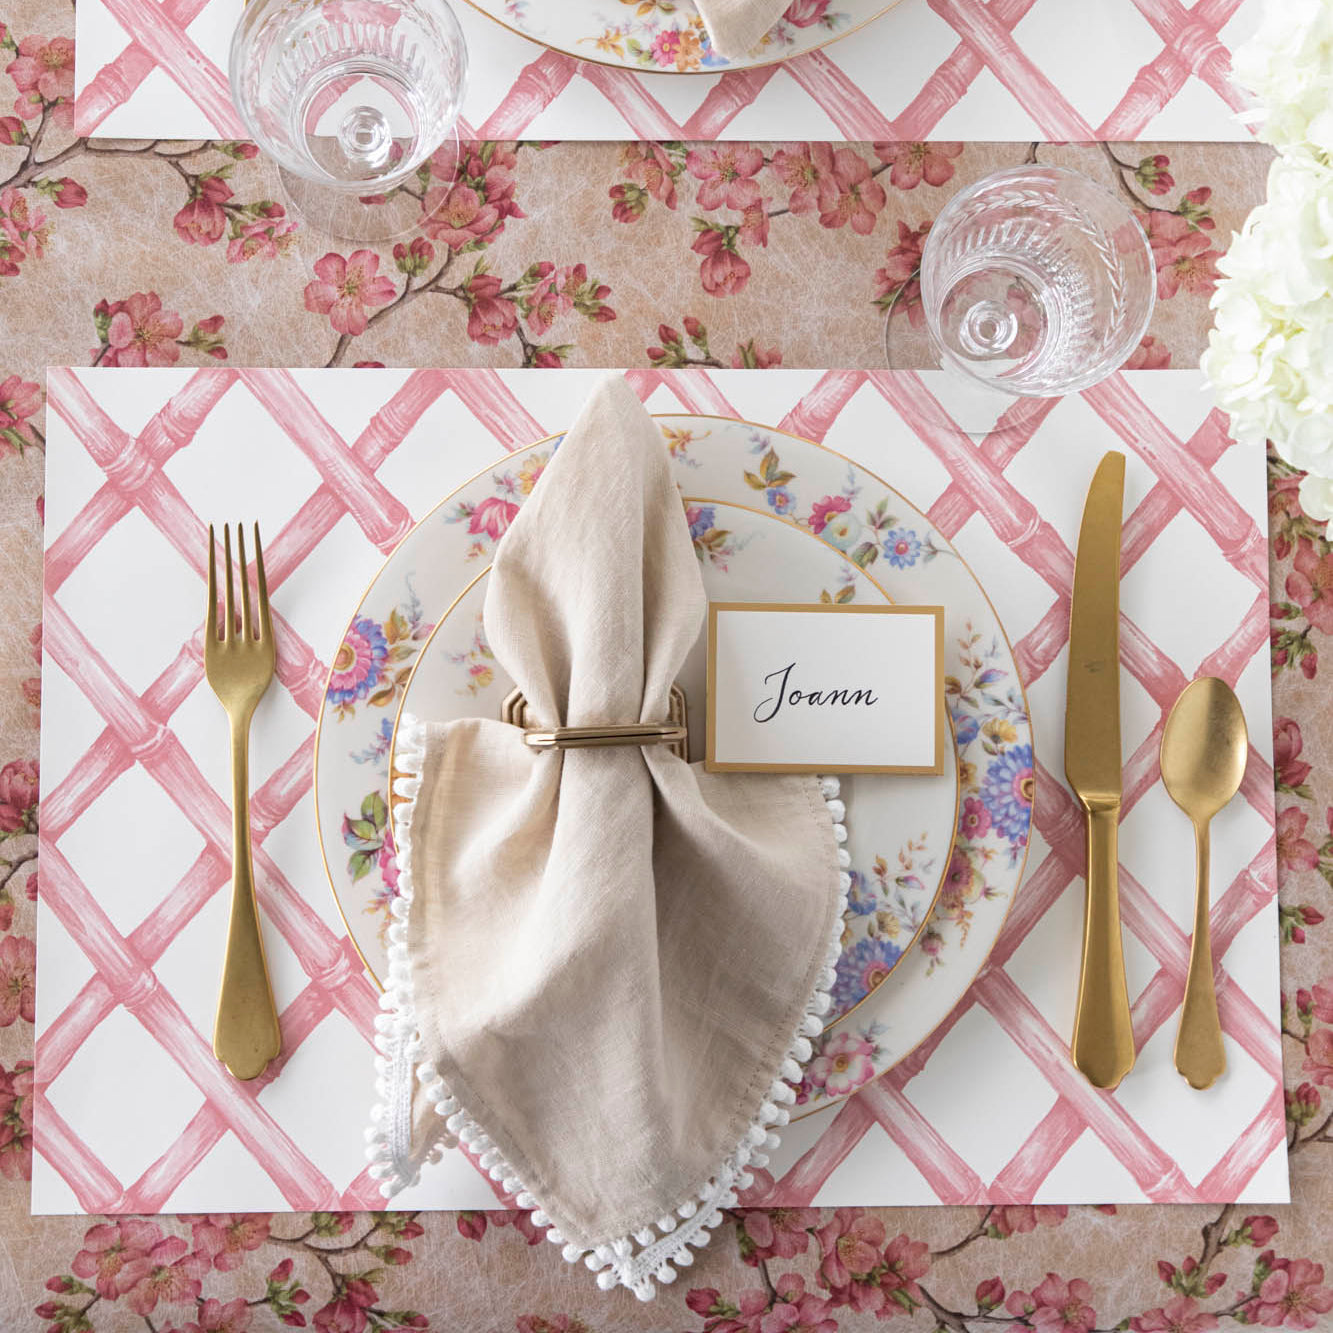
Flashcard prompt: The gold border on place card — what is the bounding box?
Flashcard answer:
[704,601,947,776]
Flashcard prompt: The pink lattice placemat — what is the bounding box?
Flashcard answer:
[34,367,1285,1215]
[72,0,1261,142]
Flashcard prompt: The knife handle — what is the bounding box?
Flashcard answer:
[1071,803,1135,1089]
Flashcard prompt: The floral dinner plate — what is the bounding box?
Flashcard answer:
[387,496,958,1029]
[461,0,903,73]
[313,415,1033,1117]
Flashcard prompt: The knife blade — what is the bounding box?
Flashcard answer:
[1065,449,1135,1090]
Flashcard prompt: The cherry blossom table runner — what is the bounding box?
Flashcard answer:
[71,0,1264,143]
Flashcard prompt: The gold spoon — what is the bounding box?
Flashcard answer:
[1159,677,1248,1090]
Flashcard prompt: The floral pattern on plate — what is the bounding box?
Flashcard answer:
[468,0,880,72]
[388,498,956,1029]
[313,415,1031,1114]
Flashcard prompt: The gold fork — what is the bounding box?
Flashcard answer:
[205,523,281,1081]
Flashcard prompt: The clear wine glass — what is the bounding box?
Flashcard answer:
[887,164,1155,435]
[229,0,468,242]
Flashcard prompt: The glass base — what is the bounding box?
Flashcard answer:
[883,301,1054,440]
[278,128,462,244]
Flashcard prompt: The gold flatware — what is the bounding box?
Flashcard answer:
[205,523,282,1082]
[1066,450,1135,1090]
[1160,677,1247,1090]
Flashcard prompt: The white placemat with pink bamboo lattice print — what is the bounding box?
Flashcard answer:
[34,367,1285,1215]
[72,0,1262,142]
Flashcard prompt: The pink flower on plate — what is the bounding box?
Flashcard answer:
[1130,1296,1218,1333]
[6,35,75,103]
[0,934,35,1026]
[1275,718,1312,792]
[808,494,850,534]
[686,145,765,211]
[1277,807,1320,875]
[304,251,397,336]
[1287,543,1333,634]
[421,182,500,249]
[103,293,184,368]
[873,141,963,190]
[807,1031,875,1097]
[784,0,832,26]
[959,795,991,840]
[1245,1258,1333,1329]
[815,1207,884,1290]
[816,148,886,235]
[468,495,519,542]
[1005,1273,1097,1333]
[185,1214,272,1271]
[1301,1027,1333,1088]
[71,1219,162,1299]
[124,1235,206,1316]
[179,1296,253,1333]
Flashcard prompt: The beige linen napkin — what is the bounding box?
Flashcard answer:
[367,376,846,1300]
[696,0,793,59]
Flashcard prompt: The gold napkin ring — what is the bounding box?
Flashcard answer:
[502,686,689,760]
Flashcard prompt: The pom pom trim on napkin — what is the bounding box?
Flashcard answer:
[365,713,851,1302]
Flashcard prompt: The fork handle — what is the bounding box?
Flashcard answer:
[214,713,282,1081]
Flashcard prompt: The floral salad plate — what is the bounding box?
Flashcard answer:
[314,416,1033,1116]
[462,0,902,72]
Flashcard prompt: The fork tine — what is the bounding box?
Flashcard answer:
[207,524,218,640]
[237,523,253,642]
[223,523,235,643]
[253,523,273,643]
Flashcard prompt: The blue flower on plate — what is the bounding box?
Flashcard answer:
[767,486,796,516]
[687,504,717,541]
[831,934,904,1015]
[883,527,921,568]
[981,741,1034,845]
[951,709,980,748]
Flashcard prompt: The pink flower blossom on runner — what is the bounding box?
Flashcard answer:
[1157,231,1221,299]
[0,376,38,451]
[1275,718,1312,792]
[766,1273,837,1332]
[771,143,821,215]
[176,1295,254,1333]
[1302,1027,1333,1087]
[1005,1273,1097,1333]
[1130,1295,1219,1332]
[1243,1257,1333,1329]
[873,141,963,190]
[101,292,184,367]
[0,1059,33,1180]
[686,1286,768,1333]
[1277,808,1320,875]
[71,1219,162,1299]
[6,34,74,124]
[1125,334,1172,369]
[815,1207,884,1290]
[304,251,397,337]
[0,933,35,1025]
[515,1317,591,1333]
[173,176,233,246]
[227,215,298,263]
[463,272,519,345]
[623,142,679,210]
[735,1206,819,1263]
[124,1235,207,1316]
[875,221,931,326]
[687,145,765,211]
[421,183,501,249]
[1287,544,1333,634]
[989,1204,1068,1237]
[184,1214,272,1271]
[816,148,886,235]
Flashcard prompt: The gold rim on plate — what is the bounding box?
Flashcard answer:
[457,0,907,76]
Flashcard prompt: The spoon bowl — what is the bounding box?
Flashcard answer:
[1159,676,1248,1090]
[1161,677,1249,823]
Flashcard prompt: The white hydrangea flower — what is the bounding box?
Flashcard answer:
[1204,2,1333,513]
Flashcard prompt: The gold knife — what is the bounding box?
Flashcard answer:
[1066,450,1135,1090]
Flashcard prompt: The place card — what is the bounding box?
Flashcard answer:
[705,602,945,775]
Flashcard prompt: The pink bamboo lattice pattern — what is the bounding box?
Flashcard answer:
[74,0,1260,141]
[34,367,1284,1215]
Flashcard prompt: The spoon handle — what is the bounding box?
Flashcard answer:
[1174,820,1226,1090]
